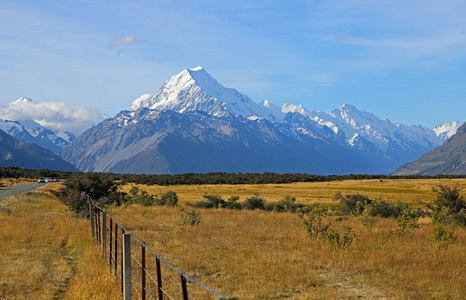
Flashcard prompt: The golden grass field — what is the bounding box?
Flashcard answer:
[108,204,466,299]
[121,178,466,206]
[1,178,466,299]
[0,188,120,300]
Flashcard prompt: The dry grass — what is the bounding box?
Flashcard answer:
[0,178,35,188]
[122,178,466,206]
[107,203,466,299]
[0,192,120,299]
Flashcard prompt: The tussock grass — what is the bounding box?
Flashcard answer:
[0,192,120,299]
[108,204,466,299]
[122,178,466,206]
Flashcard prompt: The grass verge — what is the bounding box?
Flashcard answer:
[0,192,120,299]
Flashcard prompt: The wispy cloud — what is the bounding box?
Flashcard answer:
[108,36,143,48]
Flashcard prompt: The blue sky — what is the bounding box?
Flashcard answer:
[1,0,465,130]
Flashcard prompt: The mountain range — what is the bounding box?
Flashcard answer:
[394,122,466,175]
[0,97,76,153]
[59,66,463,175]
[0,129,78,171]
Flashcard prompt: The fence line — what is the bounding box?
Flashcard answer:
[87,195,227,300]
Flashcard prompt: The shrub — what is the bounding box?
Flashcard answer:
[126,188,156,206]
[433,225,456,250]
[299,205,331,239]
[273,195,304,213]
[202,194,226,208]
[362,200,403,218]
[60,191,90,217]
[156,190,178,206]
[243,194,266,210]
[334,193,373,216]
[396,204,419,233]
[324,226,356,248]
[225,196,241,210]
[429,185,466,226]
[180,207,201,226]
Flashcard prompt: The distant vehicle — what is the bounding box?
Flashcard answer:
[38,177,46,183]
[53,177,60,182]
[45,178,52,183]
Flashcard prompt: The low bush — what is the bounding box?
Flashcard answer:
[428,185,466,226]
[180,207,201,226]
[243,194,266,210]
[433,225,456,249]
[156,190,178,206]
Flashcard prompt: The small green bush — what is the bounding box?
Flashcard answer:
[299,205,331,239]
[396,204,419,233]
[126,188,155,206]
[433,225,456,250]
[429,185,466,226]
[324,226,356,248]
[225,196,241,210]
[243,194,266,210]
[180,207,201,226]
[156,190,178,206]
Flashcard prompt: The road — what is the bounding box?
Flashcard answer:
[0,182,45,200]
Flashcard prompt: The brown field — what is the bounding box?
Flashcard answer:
[121,178,466,206]
[0,178,35,188]
[0,191,120,299]
[2,178,466,299]
[107,203,466,299]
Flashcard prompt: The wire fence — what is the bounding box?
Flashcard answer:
[88,196,227,300]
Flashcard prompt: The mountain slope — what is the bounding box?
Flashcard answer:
[0,118,75,153]
[393,123,466,175]
[64,66,461,175]
[60,109,372,175]
[0,129,79,171]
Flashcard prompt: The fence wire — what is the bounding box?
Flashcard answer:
[88,197,227,299]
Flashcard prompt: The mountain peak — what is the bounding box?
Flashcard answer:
[12,97,33,104]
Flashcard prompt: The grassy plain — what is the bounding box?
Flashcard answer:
[121,178,466,206]
[110,178,466,298]
[0,189,120,299]
[108,204,466,299]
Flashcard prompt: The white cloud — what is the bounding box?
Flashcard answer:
[0,98,102,135]
[108,36,143,48]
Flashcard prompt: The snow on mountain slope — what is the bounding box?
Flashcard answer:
[433,121,463,141]
[307,104,444,152]
[0,118,74,153]
[130,66,277,121]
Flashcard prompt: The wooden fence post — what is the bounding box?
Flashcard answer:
[89,200,95,238]
[123,233,132,300]
[109,218,113,270]
[101,211,107,258]
[142,245,146,300]
[181,274,188,300]
[156,257,163,300]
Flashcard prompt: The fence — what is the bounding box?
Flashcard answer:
[88,196,227,300]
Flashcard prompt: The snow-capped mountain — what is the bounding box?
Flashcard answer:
[394,122,466,175]
[63,66,461,175]
[259,101,462,157]
[433,121,463,141]
[0,118,75,153]
[129,66,278,121]
[60,109,371,174]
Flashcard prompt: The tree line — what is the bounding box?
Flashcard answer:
[1,167,465,186]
